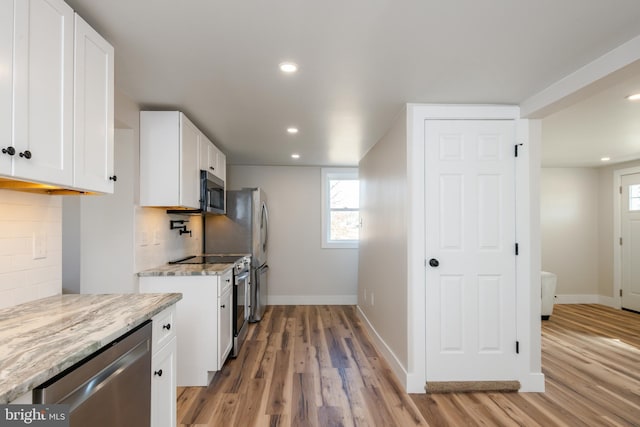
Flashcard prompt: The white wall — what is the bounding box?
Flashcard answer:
[62,90,202,294]
[358,108,408,368]
[540,160,640,301]
[540,168,600,296]
[0,190,62,308]
[227,165,358,304]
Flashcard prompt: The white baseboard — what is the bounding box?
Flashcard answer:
[555,294,618,308]
[597,295,618,308]
[267,295,357,305]
[356,306,409,391]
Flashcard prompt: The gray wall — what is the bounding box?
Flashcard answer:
[357,108,408,367]
[227,165,358,304]
[541,159,640,299]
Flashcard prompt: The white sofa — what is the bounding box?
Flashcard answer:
[541,271,557,320]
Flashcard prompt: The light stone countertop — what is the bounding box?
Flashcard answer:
[0,292,182,403]
[137,262,235,277]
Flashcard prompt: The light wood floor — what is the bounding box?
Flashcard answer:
[177,304,640,426]
[411,304,640,426]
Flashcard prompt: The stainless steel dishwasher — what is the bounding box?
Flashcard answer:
[33,321,152,427]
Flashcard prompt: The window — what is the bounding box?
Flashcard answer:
[630,184,640,211]
[321,168,359,248]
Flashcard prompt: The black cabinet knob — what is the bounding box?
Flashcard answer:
[209,166,215,171]
[109,175,117,181]
[1,147,15,156]
[154,369,163,377]
[220,304,226,309]
[19,150,31,159]
[162,323,171,330]
[429,258,440,268]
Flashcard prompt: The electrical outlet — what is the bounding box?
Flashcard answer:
[363,288,367,302]
[32,232,46,260]
[370,291,374,306]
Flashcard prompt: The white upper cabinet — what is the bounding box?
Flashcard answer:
[0,0,114,193]
[0,1,12,176]
[73,13,114,193]
[11,0,74,186]
[140,111,201,209]
[198,135,226,182]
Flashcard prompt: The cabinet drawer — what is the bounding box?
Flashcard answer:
[218,270,233,296]
[152,305,176,352]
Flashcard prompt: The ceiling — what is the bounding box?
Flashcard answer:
[541,61,640,167]
[64,0,640,167]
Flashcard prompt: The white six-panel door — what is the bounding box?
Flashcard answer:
[621,173,640,312]
[425,119,518,382]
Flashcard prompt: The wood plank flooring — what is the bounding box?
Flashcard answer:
[177,304,640,426]
[177,305,427,426]
[411,304,640,426]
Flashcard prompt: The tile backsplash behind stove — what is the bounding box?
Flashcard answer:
[134,207,202,273]
[0,190,62,309]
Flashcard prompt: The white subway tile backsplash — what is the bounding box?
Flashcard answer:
[134,207,202,272]
[0,190,62,309]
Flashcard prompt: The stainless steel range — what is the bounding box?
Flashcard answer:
[169,254,250,357]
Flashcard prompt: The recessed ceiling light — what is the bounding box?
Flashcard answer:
[279,62,298,73]
[291,153,300,159]
[601,157,611,162]
[287,127,299,134]
[626,93,640,101]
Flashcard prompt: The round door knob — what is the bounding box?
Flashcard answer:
[19,150,31,159]
[154,369,163,377]
[1,147,15,156]
[162,323,171,330]
[429,258,440,267]
[109,175,117,181]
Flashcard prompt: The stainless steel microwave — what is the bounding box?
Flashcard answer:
[200,170,225,214]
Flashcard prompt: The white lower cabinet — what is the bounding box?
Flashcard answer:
[140,270,234,387]
[151,336,177,427]
[217,272,233,366]
[151,305,177,427]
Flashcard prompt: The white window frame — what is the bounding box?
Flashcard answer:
[321,167,359,249]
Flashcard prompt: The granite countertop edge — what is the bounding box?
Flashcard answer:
[0,293,182,404]
[137,262,235,277]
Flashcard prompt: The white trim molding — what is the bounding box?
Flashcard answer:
[520,34,640,118]
[554,294,618,308]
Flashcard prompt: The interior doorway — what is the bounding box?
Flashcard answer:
[618,171,640,312]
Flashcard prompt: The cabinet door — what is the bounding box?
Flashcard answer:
[73,13,114,193]
[216,150,226,183]
[0,0,13,175]
[13,0,73,185]
[198,133,211,172]
[151,337,177,427]
[179,114,200,208]
[217,287,233,369]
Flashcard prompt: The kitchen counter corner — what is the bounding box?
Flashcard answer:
[0,292,182,403]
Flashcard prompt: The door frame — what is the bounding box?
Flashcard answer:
[407,104,544,393]
[613,166,640,309]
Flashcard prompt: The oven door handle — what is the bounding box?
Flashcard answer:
[235,271,250,283]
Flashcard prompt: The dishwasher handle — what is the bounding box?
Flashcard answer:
[33,322,152,419]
